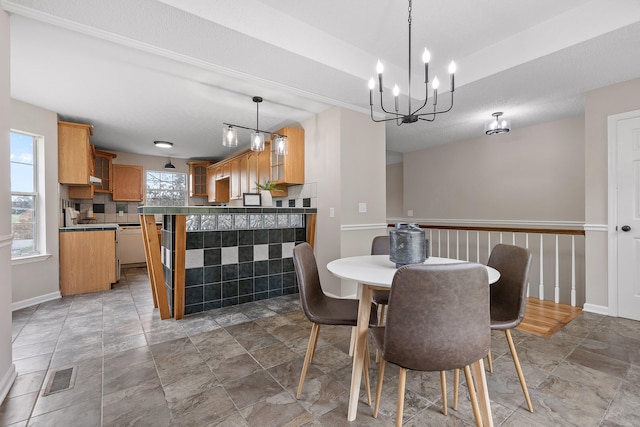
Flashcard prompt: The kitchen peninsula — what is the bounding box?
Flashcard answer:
[139,206,317,319]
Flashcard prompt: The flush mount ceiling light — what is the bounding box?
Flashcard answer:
[222,96,288,155]
[484,112,511,135]
[154,140,173,148]
[164,158,176,169]
[368,0,456,125]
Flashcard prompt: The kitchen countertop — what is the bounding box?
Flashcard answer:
[59,224,119,231]
[138,206,317,214]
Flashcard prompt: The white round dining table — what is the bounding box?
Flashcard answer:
[327,254,500,287]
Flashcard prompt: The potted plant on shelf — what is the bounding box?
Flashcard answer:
[255,180,283,207]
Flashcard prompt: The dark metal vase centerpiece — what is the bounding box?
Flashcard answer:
[389,223,428,268]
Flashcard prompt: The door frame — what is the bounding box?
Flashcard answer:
[607,108,640,317]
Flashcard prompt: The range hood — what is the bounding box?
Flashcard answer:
[89,175,102,184]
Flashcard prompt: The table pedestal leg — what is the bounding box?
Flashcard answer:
[471,358,493,427]
[347,284,373,421]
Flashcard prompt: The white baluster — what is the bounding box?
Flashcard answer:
[554,234,560,303]
[456,230,460,260]
[447,230,450,258]
[428,229,433,258]
[539,234,544,300]
[476,231,480,263]
[499,232,503,244]
[512,232,516,245]
[571,235,576,306]
[466,231,470,261]
[487,232,491,264]
[438,229,441,257]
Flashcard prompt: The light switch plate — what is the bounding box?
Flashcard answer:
[408,210,414,217]
[358,203,367,213]
[329,207,335,218]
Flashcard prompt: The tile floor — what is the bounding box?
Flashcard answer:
[2,266,640,426]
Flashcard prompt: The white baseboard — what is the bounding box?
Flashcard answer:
[0,364,17,404]
[582,303,610,316]
[12,291,61,311]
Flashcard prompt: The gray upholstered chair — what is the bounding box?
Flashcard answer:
[370,263,492,427]
[370,235,391,322]
[292,242,378,401]
[486,243,534,412]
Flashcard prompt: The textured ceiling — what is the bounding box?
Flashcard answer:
[4,0,640,162]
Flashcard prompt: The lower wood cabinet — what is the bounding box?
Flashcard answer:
[113,164,143,201]
[59,230,117,296]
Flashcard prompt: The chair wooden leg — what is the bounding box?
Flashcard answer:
[373,358,385,418]
[364,339,372,405]
[349,326,356,356]
[440,371,448,415]
[487,350,494,373]
[309,323,321,363]
[453,368,459,410]
[297,322,320,399]
[375,304,387,363]
[463,365,482,427]
[505,329,533,412]
[396,367,407,427]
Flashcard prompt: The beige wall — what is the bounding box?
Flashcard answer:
[584,77,640,311]
[11,100,61,307]
[402,116,585,222]
[386,162,403,219]
[1,9,16,403]
[302,107,386,297]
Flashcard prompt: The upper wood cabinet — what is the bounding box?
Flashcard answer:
[187,161,211,197]
[270,127,304,185]
[58,121,95,185]
[94,150,117,193]
[112,164,143,201]
[68,184,94,199]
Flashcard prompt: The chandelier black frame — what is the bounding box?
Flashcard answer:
[369,0,456,125]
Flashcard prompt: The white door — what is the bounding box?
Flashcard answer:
[616,114,640,321]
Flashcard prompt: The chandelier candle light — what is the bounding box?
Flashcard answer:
[222,96,288,155]
[369,0,456,125]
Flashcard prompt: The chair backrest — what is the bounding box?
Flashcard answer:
[383,263,490,372]
[487,244,533,325]
[292,242,330,323]
[371,235,390,255]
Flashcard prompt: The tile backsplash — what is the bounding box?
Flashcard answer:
[61,182,318,225]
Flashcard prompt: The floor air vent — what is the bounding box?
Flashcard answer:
[43,366,77,396]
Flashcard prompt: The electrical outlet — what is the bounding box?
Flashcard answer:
[118,211,124,217]
[329,207,335,218]
[408,210,414,217]
[358,203,367,213]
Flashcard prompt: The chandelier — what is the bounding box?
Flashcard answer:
[368,0,456,125]
[222,96,288,155]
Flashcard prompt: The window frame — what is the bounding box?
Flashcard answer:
[145,170,188,207]
[10,130,40,259]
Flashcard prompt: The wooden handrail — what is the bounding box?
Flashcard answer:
[387,223,585,236]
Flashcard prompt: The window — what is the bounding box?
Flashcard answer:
[145,170,187,206]
[10,131,39,257]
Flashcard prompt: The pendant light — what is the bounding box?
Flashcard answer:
[222,96,287,153]
[164,158,176,169]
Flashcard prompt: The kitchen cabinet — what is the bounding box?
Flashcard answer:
[94,150,117,193]
[58,121,95,185]
[230,157,247,200]
[188,161,210,197]
[68,185,94,199]
[113,164,143,201]
[271,127,304,185]
[206,164,230,203]
[59,229,117,296]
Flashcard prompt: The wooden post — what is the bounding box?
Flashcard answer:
[140,214,170,319]
[173,215,186,320]
[306,213,317,249]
